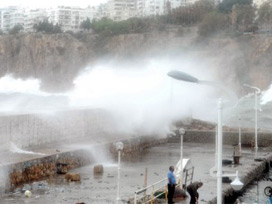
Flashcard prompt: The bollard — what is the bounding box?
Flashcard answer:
[134,192,137,204]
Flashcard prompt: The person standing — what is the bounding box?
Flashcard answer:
[167,166,176,204]
[187,181,203,204]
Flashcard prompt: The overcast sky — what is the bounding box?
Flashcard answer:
[0,0,107,8]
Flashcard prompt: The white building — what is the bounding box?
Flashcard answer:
[48,6,96,32]
[167,0,197,9]
[107,0,136,21]
[24,9,48,32]
[0,7,24,32]
[136,0,165,17]
[94,4,108,19]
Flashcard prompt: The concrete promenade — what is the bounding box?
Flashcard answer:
[0,138,271,203]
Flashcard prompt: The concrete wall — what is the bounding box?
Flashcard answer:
[0,109,116,149]
[7,136,168,190]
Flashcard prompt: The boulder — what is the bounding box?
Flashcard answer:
[65,173,80,182]
[56,163,68,174]
[93,165,104,174]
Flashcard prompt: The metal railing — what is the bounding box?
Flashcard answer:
[134,178,182,204]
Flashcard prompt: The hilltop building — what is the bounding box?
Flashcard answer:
[107,0,136,21]
[136,0,165,17]
[48,6,96,32]
[0,0,216,33]
[24,9,48,32]
[0,7,24,32]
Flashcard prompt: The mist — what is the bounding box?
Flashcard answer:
[0,56,226,135]
[0,75,68,113]
[261,83,272,105]
[66,57,220,134]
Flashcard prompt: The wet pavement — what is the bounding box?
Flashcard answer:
[0,142,271,204]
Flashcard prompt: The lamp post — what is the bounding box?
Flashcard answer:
[116,141,124,203]
[179,128,185,186]
[238,117,242,156]
[217,98,223,204]
[167,70,243,204]
[243,84,261,155]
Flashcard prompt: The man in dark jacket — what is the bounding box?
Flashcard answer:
[187,181,203,204]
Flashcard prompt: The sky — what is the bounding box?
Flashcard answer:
[0,0,107,8]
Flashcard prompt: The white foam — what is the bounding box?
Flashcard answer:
[9,142,45,155]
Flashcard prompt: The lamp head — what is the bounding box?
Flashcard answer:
[230,171,244,191]
[167,70,199,83]
[179,128,186,135]
[243,83,261,94]
[115,142,124,151]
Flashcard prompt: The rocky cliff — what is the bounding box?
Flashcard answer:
[0,33,94,91]
[0,30,271,93]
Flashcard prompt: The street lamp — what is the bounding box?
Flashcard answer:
[243,84,261,155]
[167,70,243,204]
[115,141,124,203]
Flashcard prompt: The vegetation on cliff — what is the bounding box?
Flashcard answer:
[33,19,62,34]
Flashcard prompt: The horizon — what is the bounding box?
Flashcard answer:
[0,0,107,9]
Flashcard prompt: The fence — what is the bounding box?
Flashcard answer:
[134,178,182,204]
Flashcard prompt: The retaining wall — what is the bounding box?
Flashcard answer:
[6,136,168,191]
[0,109,116,149]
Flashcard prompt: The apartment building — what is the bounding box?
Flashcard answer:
[0,7,24,32]
[107,0,136,21]
[95,4,108,19]
[48,6,97,32]
[167,0,197,8]
[137,0,165,17]
[24,9,48,32]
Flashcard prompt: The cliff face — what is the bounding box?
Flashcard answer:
[101,32,272,93]
[0,31,271,93]
[0,33,93,91]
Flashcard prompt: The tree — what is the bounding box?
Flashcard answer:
[9,24,23,34]
[198,11,231,36]
[169,0,214,25]
[257,1,272,28]
[33,19,62,33]
[80,18,92,31]
[232,4,256,32]
[219,0,253,13]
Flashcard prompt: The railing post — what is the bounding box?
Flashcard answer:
[165,179,168,203]
[151,185,154,204]
[134,192,137,204]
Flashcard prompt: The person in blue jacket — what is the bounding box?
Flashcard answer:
[167,166,176,204]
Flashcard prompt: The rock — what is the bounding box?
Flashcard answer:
[24,190,32,197]
[93,165,103,174]
[65,173,81,182]
[155,187,187,200]
[174,187,187,198]
[57,163,68,174]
